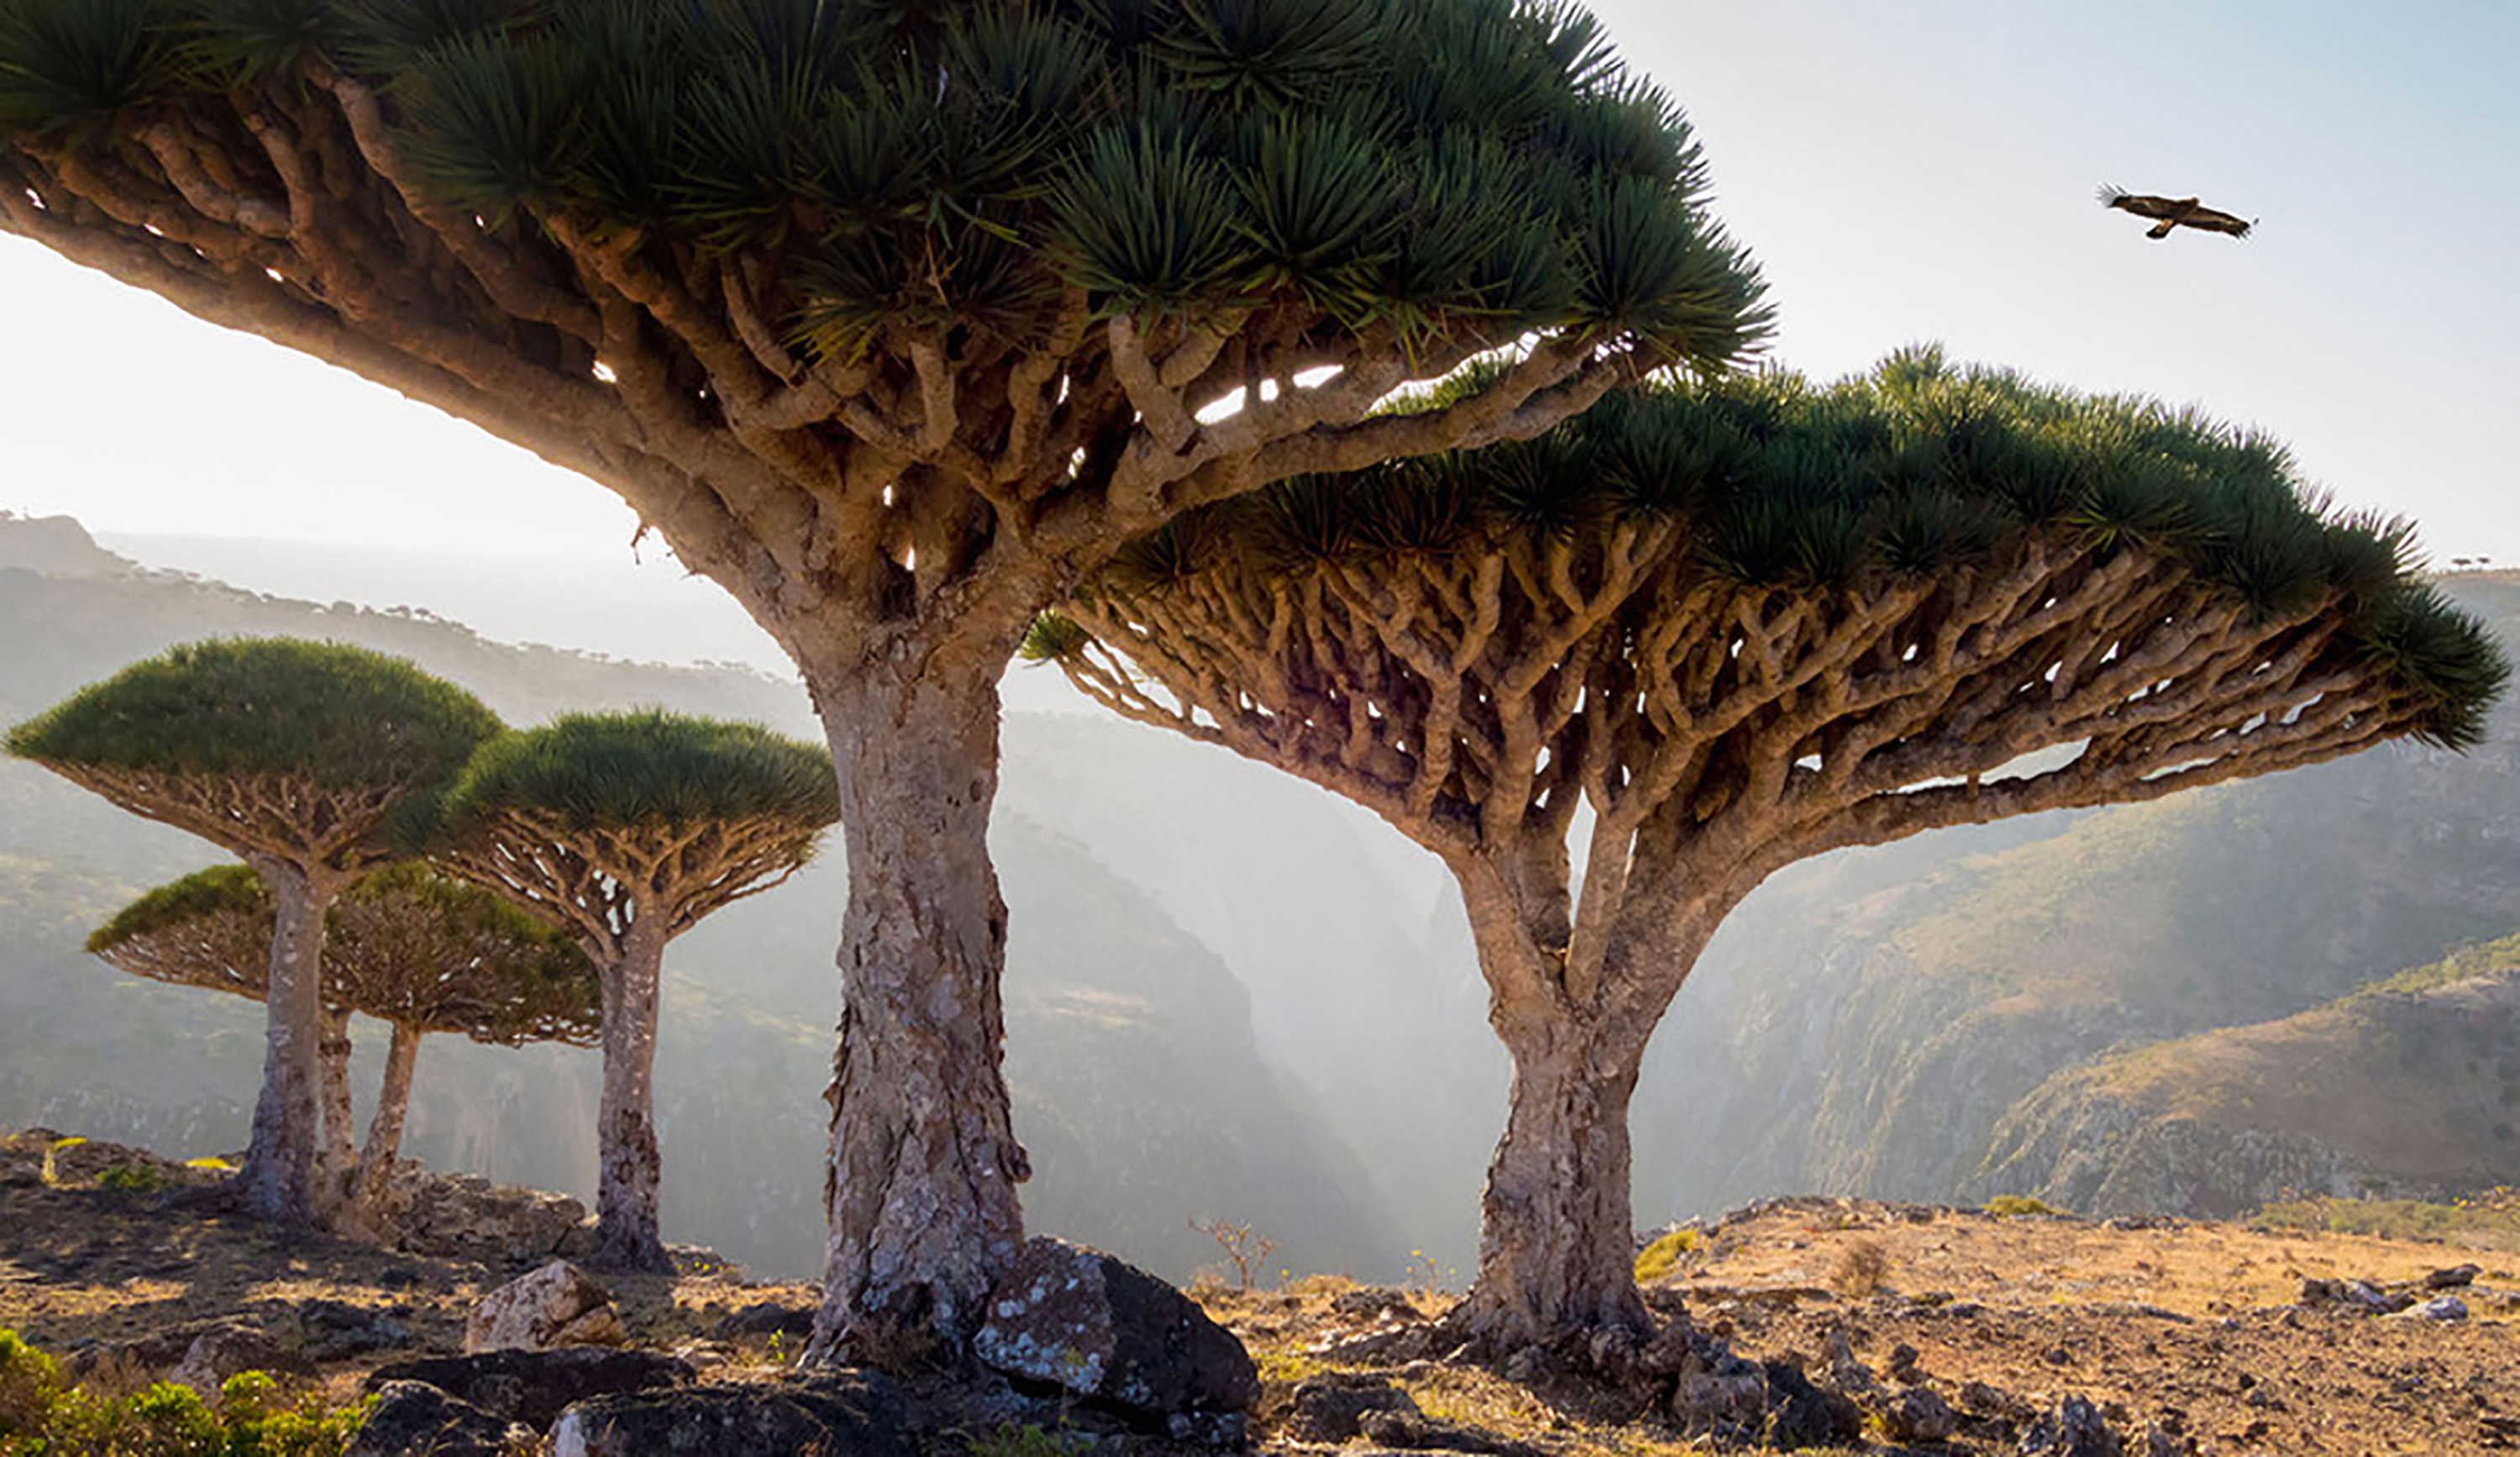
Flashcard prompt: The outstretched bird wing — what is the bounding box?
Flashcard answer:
[2175,205,2253,237]
[2097,185,2186,219]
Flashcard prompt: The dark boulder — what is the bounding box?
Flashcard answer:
[346,1381,532,1457]
[548,1370,910,1457]
[365,1348,694,1433]
[974,1236,1259,1420]
[1281,1372,1423,1443]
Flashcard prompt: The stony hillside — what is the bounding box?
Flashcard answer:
[1629,575,2520,1226]
[1978,933,2520,1218]
[0,516,1402,1281]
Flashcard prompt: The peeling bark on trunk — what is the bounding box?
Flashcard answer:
[234,859,332,1228]
[353,1020,423,1214]
[808,654,1028,1369]
[318,1004,356,1186]
[591,916,671,1273]
[1453,1010,1655,1352]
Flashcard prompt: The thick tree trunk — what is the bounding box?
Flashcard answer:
[590,916,671,1272]
[1452,1010,1656,1352]
[234,859,332,1228]
[318,1004,356,1185]
[807,654,1028,1369]
[352,1021,423,1213]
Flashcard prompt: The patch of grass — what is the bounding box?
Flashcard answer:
[0,1329,372,1454]
[2248,1188,2520,1251]
[1634,1228,1701,1284]
[1252,1347,1327,1384]
[966,1421,1085,1457]
[97,1164,171,1196]
[1985,1195,2065,1218]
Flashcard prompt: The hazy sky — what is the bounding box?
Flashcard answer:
[3,2,2514,576]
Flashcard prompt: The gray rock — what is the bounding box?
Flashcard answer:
[974,1236,1259,1418]
[297,1299,413,1360]
[2395,1294,2470,1322]
[165,1323,308,1397]
[1759,1360,1864,1449]
[716,1297,816,1340]
[549,1370,909,1457]
[1881,1383,1961,1443]
[1282,1372,1421,1443]
[465,1260,622,1354]
[346,1381,533,1457]
[365,1348,695,1432]
[2020,1394,2123,1457]
[373,1165,591,1267]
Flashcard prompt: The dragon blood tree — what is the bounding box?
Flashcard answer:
[1032,350,2508,1352]
[414,711,838,1272]
[85,862,601,1221]
[5,639,499,1228]
[0,0,1767,1360]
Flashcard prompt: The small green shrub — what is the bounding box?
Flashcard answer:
[97,1164,171,1196]
[0,1328,370,1454]
[966,1422,1084,1457]
[1984,1195,2064,1218]
[1632,1228,1701,1284]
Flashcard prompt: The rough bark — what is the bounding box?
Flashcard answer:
[354,1020,423,1213]
[318,1003,356,1183]
[234,858,334,1227]
[1457,1009,1655,1349]
[590,916,671,1274]
[807,650,1028,1370]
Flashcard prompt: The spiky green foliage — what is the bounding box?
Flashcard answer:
[1072,353,2504,749]
[422,710,840,840]
[4,638,501,793]
[0,0,1765,356]
[87,861,602,1044]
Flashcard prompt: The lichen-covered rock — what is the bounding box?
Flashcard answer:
[165,1323,308,1397]
[465,1260,622,1354]
[549,1371,909,1457]
[347,1382,533,1457]
[370,1165,592,1266]
[366,1348,694,1432]
[974,1236,1259,1419]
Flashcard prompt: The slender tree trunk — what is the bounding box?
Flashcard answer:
[353,1021,423,1213]
[318,1004,356,1185]
[590,915,672,1272]
[806,652,1029,1369]
[234,858,332,1228]
[1452,1007,1656,1351]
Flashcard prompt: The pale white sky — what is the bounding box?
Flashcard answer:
[3,2,2515,574]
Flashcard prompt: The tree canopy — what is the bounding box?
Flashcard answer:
[5,637,502,859]
[88,861,601,1049]
[0,0,1766,638]
[412,708,839,1270]
[1035,349,2507,1348]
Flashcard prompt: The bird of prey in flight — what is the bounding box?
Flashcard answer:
[2098,185,2255,239]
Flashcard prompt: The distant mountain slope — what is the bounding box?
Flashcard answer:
[0,515,1403,1280]
[1630,575,2520,1224]
[1977,934,2520,1217]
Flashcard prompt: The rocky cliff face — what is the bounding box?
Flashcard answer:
[1977,943,2520,1218]
[1630,576,2520,1225]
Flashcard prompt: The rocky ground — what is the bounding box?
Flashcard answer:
[8,1131,2520,1454]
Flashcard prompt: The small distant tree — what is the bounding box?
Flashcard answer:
[86,863,602,1218]
[5,639,501,1228]
[415,711,839,1271]
[1035,353,2509,1351]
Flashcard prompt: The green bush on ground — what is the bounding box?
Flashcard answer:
[0,1328,370,1455]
